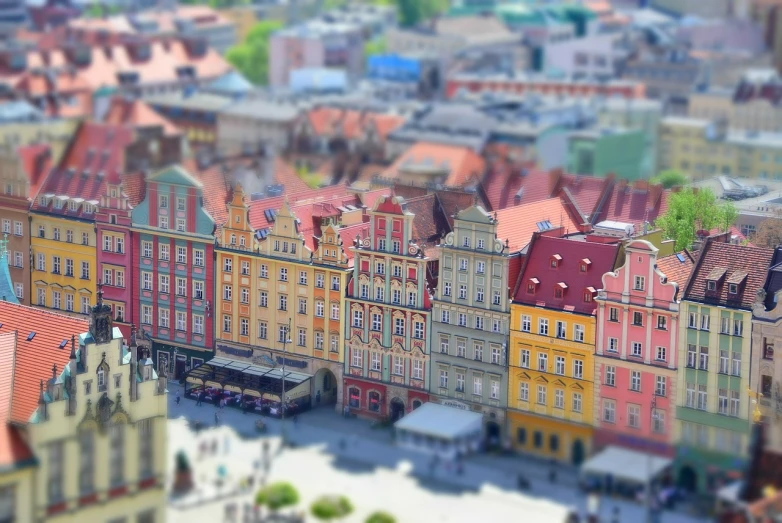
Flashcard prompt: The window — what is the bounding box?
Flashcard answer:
[456,372,465,392]
[440,309,450,323]
[687,344,697,368]
[104,234,112,251]
[699,346,709,370]
[352,310,363,328]
[116,270,125,288]
[718,389,729,415]
[48,440,65,503]
[608,337,618,353]
[278,325,290,343]
[631,342,642,358]
[175,247,186,264]
[141,305,151,324]
[394,317,405,336]
[193,250,204,267]
[82,232,89,245]
[476,261,485,274]
[689,312,698,328]
[456,339,466,358]
[574,324,584,342]
[729,283,738,294]
[554,388,564,409]
[628,405,640,428]
[142,241,152,258]
[475,316,484,330]
[14,221,21,236]
[378,238,386,251]
[459,285,467,299]
[375,286,384,301]
[279,267,287,281]
[701,314,710,331]
[331,303,339,320]
[491,346,501,365]
[159,309,169,328]
[297,328,306,346]
[193,315,204,335]
[719,350,729,374]
[278,294,287,311]
[730,390,740,417]
[443,282,451,296]
[13,251,21,268]
[159,216,168,229]
[159,195,168,208]
[14,283,22,299]
[194,281,204,300]
[734,319,744,337]
[609,307,619,322]
[653,410,665,434]
[603,400,616,423]
[314,331,323,349]
[53,256,61,274]
[656,346,666,362]
[697,384,708,410]
[109,424,125,486]
[634,276,645,291]
[605,365,616,386]
[298,298,307,314]
[536,385,546,405]
[392,240,400,254]
[573,359,583,379]
[633,311,643,326]
[79,261,90,280]
[657,315,667,330]
[473,342,483,361]
[656,376,667,397]
[53,227,60,241]
[538,353,548,372]
[392,265,402,278]
[556,321,566,339]
[493,290,501,305]
[521,315,531,332]
[376,262,385,274]
[539,318,549,336]
[221,284,232,301]
[159,244,169,261]
[414,321,424,339]
[65,258,73,277]
[555,356,565,375]
[731,352,741,376]
[79,430,95,495]
[519,382,529,402]
[476,287,484,302]
[38,225,45,238]
[177,312,187,331]
[348,387,360,408]
[459,258,467,271]
[176,219,185,232]
[177,197,185,211]
[258,321,267,339]
[394,356,404,375]
[630,371,641,391]
[686,383,696,408]
[413,359,423,380]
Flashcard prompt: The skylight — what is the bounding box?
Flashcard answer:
[27,331,36,341]
[537,220,553,231]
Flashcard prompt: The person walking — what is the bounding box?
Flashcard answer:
[196,391,202,406]
[214,411,220,427]
[610,507,620,523]
[175,390,181,406]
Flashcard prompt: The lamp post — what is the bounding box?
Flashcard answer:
[280,318,292,447]
[647,394,660,523]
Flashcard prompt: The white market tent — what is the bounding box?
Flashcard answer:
[394,402,483,440]
[580,446,673,485]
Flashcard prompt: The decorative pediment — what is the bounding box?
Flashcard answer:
[78,398,98,431]
[96,393,115,433]
[111,392,130,424]
[517,371,531,380]
[553,379,566,388]
[535,375,549,384]
[570,382,584,390]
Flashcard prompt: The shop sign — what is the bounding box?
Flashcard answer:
[217,344,253,359]
[442,400,469,411]
[276,356,307,369]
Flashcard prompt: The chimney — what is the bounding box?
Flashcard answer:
[67,336,77,415]
[129,324,139,401]
[38,380,47,421]
[650,183,663,209]
[633,179,649,193]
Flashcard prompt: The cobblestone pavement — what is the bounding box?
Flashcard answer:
[167,384,711,523]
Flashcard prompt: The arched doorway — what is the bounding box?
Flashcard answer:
[571,439,586,466]
[485,421,501,449]
[412,399,423,410]
[313,368,338,407]
[389,397,405,422]
[678,466,698,492]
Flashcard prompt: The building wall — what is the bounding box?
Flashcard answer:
[508,305,596,463]
[689,93,782,133]
[0,467,34,523]
[30,214,97,316]
[270,34,325,88]
[216,112,295,157]
[750,300,782,454]
[430,206,510,436]
[598,104,661,175]
[651,0,732,18]
[543,33,623,78]
[445,76,645,100]
[0,203,29,304]
[674,302,751,493]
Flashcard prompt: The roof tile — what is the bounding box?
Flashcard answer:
[495,197,581,253]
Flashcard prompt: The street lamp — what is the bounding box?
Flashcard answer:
[280,318,292,448]
[647,394,660,523]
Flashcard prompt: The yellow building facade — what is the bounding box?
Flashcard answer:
[215,190,349,409]
[30,210,98,316]
[658,116,782,181]
[508,305,596,464]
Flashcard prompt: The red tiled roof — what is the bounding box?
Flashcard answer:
[559,174,613,223]
[337,221,371,265]
[0,332,35,471]
[18,143,53,199]
[358,188,392,211]
[495,197,581,253]
[656,250,695,287]
[683,239,774,310]
[0,302,89,424]
[247,182,354,231]
[30,122,135,218]
[104,96,181,136]
[479,165,555,211]
[383,142,486,188]
[405,194,450,245]
[707,225,752,246]
[597,182,669,230]
[122,170,147,207]
[513,234,619,314]
[12,69,93,118]
[308,107,406,141]
[434,190,478,230]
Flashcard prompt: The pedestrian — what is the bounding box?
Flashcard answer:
[196,391,202,406]
[316,390,321,405]
[549,467,557,483]
[456,460,464,476]
[611,507,620,523]
[339,437,346,451]
[214,411,220,427]
[262,440,270,456]
[175,390,180,406]
[293,413,298,426]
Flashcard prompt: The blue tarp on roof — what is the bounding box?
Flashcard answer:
[0,100,44,123]
[290,68,348,93]
[368,54,421,83]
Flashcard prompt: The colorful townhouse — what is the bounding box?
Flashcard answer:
[675,238,773,494]
[131,165,216,380]
[430,205,514,445]
[594,241,694,458]
[508,233,619,465]
[214,188,351,409]
[30,123,135,319]
[344,195,433,421]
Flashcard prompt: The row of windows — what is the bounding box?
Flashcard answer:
[604,337,669,362]
[158,195,187,211]
[685,345,742,375]
[102,233,126,253]
[518,382,584,413]
[519,349,586,379]
[439,336,503,364]
[441,282,502,305]
[680,422,743,454]
[351,349,425,379]
[359,283,419,306]
[223,260,342,290]
[1,219,23,236]
[36,255,91,279]
[440,370,500,398]
[352,310,424,338]
[685,383,741,416]
[36,225,90,245]
[687,312,744,336]
[140,305,204,334]
[602,366,668,396]
[272,239,298,254]
[439,310,504,332]
[142,273,204,298]
[600,399,666,432]
[520,316,586,342]
[36,289,101,316]
[606,306,669,330]
[442,256,501,276]
[141,241,205,266]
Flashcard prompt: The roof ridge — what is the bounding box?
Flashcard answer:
[0,301,90,325]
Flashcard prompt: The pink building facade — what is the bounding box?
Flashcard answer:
[594,240,687,458]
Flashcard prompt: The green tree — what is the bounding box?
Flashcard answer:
[310,495,354,521]
[396,0,448,27]
[650,169,689,189]
[365,512,396,523]
[364,37,387,60]
[655,188,738,250]
[255,482,300,514]
[225,20,283,85]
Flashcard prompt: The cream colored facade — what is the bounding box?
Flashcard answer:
[689,91,782,133]
[29,318,167,522]
[650,0,738,18]
[658,116,782,181]
[752,285,782,454]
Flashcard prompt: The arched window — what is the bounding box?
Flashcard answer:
[369,391,381,412]
[412,399,422,410]
[97,366,107,392]
[348,387,360,408]
[549,434,560,453]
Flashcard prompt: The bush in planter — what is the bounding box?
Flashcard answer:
[172,451,194,495]
[255,482,299,513]
[365,512,396,523]
[310,495,354,521]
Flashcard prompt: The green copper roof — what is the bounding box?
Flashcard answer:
[0,234,19,305]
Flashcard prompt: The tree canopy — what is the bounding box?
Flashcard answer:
[655,188,738,250]
[255,482,300,512]
[364,37,387,60]
[396,0,449,27]
[751,209,782,247]
[225,20,283,85]
[310,495,354,521]
[365,512,396,523]
[650,169,688,189]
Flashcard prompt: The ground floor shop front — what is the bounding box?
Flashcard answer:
[343,377,429,421]
[593,428,676,459]
[508,410,592,465]
[152,340,213,381]
[429,395,506,448]
[675,444,747,495]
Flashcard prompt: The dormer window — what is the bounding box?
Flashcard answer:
[728,283,738,294]
[555,288,563,299]
[707,281,716,291]
[554,282,567,299]
[550,254,562,268]
[584,286,596,302]
[726,271,747,296]
[68,200,78,212]
[527,278,539,294]
[54,199,63,209]
[580,259,591,272]
[39,196,47,206]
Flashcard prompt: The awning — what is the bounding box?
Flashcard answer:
[557,282,568,289]
[183,355,312,398]
[717,480,743,504]
[394,402,482,441]
[580,446,672,484]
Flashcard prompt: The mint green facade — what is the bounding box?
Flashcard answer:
[567,129,647,181]
[674,303,751,494]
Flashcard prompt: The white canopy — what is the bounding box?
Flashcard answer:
[580,446,672,485]
[394,402,482,440]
